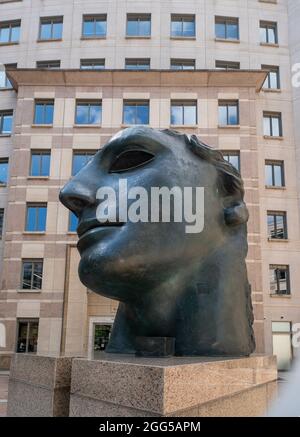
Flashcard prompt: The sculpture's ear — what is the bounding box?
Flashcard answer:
[224,201,249,226]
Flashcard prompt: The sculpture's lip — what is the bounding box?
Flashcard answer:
[77,218,124,238]
[77,224,124,253]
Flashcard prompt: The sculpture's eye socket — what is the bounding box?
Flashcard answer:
[109,149,155,173]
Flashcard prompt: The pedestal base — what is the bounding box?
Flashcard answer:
[70,354,278,417]
[7,354,72,417]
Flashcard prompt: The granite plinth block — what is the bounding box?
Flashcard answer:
[7,354,72,417]
[69,354,278,417]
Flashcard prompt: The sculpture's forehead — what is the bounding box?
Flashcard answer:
[105,126,182,153]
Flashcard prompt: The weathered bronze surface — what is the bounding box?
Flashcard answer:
[59,126,255,356]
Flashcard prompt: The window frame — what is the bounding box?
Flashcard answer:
[25,203,47,232]
[260,21,278,45]
[170,14,196,38]
[80,59,105,70]
[30,150,51,177]
[222,151,241,172]
[265,160,285,187]
[218,100,239,126]
[215,60,240,70]
[72,151,95,176]
[75,100,102,125]
[0,20,21,44]
[34,100,54,125]
[215,16,239,40]
[262,65,280,90]
[123,100,150,125]
[0,110,13,134]
[0,158,9,185]
[21,259,44,291]
[267,211,288,240]
[36,60,61,69]
[170,100,198,126]
[16,318,39,354]
[39,16,63,41]
[125,58,151,70]
[269,265,290,296]
[263,112,282,137]
[126,14,151,37]
[82,14,107,39]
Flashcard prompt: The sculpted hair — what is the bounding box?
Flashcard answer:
[162,129,245,201]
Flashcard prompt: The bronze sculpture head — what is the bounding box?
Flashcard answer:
[60,126,255,356]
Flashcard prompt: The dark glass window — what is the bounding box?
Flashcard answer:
[126,14,151,37]
[30,151,50,177]
[26,203,47,232]
[72,151,95,176]
[0,110,13,134]
[69,211,78,232]
[0,159,9,185]
[171,15,195,37]
[82,15,107,38]
[80,59,105,70]
[222,152,240,172]
[75,101,102,125]
[264,112,282,137]
[123,100,149,125]
[125,58,150,70]
[16,319,39,353]
[170,59,195,70]
[0,209,4,239]
[267,211,287,239]
[34,100,54,125]
[270,265,290,295]
[39,16,63,40]
[36,60,61,69]
[215,60,240,70]
[265,161,285,187]
[0,20,21,43]
[93,324,112,358]
[171,100,197,125]
[218,101,239,125]
[262,65,280,89]
[260,21,278,44]
[215,17,239,40]
[21,260,43,290]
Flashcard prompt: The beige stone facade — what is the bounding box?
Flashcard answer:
[0,0,300,369]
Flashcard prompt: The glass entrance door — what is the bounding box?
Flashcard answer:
[93,324,112,359]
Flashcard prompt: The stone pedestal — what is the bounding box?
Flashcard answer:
[69,354,278,417]
[7,354,72,417]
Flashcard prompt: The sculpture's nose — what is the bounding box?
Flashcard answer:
[59,179,96,216]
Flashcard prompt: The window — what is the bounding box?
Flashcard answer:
[21,260,43,290]
[171,15,195,38]
[215,17,239,40]
[72,151,95,176]
[125,58,150,70]
[0,159,9,185]
[272,322,292,371]
[80,59,105,70]
[215,60,240,70]
[263,112,282,137]
[218,101,239,126]
[26,203,47,232]
[260,21,278,44]
[171,100,197,125]
[0,20,21,44]
[36,60,61,69]
[82,15,107,38]
[34,100,54,125]
[0,110,13,134]
[16,319,39,353]
[0,63,17,89]
[262,65,280,89]
[170,59,195,70]
[75,101,102,125]
[93,324,112,357]
[39,16,63,41]
[269,265,290,295]
[123,100,149,125]
[126,14,151,37]
[267,211,287,240]
[222,152,240,172]
[0,209,4,239]
[265,161,285,187]
[30,151,50,177]
[69,211,78,232]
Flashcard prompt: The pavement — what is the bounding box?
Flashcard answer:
[0,372,9,417]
